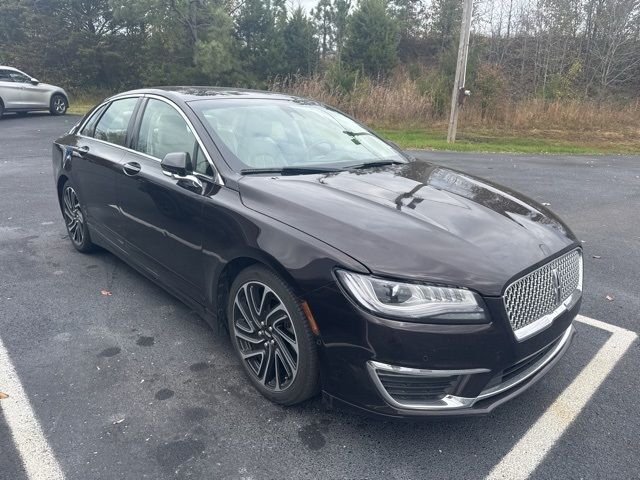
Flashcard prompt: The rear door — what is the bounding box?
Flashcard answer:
[72,96,141,245]
[114,97,208,302]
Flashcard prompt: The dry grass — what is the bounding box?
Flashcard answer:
[65,74,640,153]
[270,71,640,150]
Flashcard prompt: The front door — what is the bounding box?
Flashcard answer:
[20,80,51,109]
[115,98,207,303]
[5,70,49,109]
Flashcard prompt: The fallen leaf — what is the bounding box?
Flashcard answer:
[100,290,112,296]
[592,255,601,259]
[606,295,614,301]
[542,202,551,206]
[0,392,8,400]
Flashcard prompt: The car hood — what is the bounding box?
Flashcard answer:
[238,161,578,296]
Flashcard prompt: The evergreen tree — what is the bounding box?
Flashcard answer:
[333,0,351,63]
[283,8,320,75]
[311,0,335,60]
[236,0,288,83]
[429,0,462,52]
[343,0,400,76]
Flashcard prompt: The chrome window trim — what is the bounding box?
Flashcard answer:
[367,324,574,411]
[75,94,224,186]
[76,94,141,133]
[505,249,583,342]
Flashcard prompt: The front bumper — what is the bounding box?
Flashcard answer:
[307,283,580,418]
[364,324,574,415]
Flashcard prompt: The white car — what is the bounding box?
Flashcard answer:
[0,66,69,117]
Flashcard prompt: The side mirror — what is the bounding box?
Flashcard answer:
[30,78,39,85]
[161,152,192,177]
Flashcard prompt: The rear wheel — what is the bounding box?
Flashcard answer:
[50,94,67,116]
[0,100,4,118]
[228,265,319,405]
[61,180,96,252]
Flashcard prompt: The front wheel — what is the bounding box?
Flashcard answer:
[228,265,320,405]
[50,94,68,116]
[61,180,96,252]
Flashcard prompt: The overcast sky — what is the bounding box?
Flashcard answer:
[289,0,318,12]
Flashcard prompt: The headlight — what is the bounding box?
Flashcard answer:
[336,270,488,323]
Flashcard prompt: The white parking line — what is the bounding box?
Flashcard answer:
[0,335,65,480]
[0,315,635,480]
[487,315,638,480]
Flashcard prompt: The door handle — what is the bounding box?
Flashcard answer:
[70,145,90,158]
[123,162,141,176]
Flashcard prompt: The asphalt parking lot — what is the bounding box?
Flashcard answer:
[1,113,639,480]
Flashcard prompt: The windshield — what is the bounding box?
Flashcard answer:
[190,99,406,172]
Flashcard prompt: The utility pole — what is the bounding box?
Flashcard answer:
[447,0,474,143]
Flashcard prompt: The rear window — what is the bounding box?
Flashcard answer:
[80,104,108,137]
[92,98,138,147]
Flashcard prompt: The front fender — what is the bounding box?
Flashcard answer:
[199,186,368,317]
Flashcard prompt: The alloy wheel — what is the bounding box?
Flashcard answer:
[62,186,84,245]
[53,97,66,114]
[232,281,299,391]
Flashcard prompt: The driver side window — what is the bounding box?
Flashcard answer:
[8,71,31,83]
[135,99,197,162]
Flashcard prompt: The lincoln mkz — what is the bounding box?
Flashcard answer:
[52,88,582,418]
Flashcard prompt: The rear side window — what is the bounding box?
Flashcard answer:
[135,99,197,161]
[93,98,138,147]
[80,104,108,137]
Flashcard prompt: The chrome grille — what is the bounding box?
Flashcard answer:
[504,250,582,335]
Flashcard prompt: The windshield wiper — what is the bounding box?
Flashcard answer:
[240,166,343,176]
[347,160,406,170]
[343,130,373,137]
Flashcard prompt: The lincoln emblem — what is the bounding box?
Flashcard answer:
[551,268,561,305]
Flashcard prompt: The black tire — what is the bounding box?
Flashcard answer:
[0,100,4,118]
[60,179,97,253]
[50,94,68,116]
[227,265,320,405]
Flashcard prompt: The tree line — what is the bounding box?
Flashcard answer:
[0,0,638,106]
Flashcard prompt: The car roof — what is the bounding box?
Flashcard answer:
[0,66,21,71]
[110,86,311,104]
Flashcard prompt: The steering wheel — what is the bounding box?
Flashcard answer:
[307,140,335,160]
